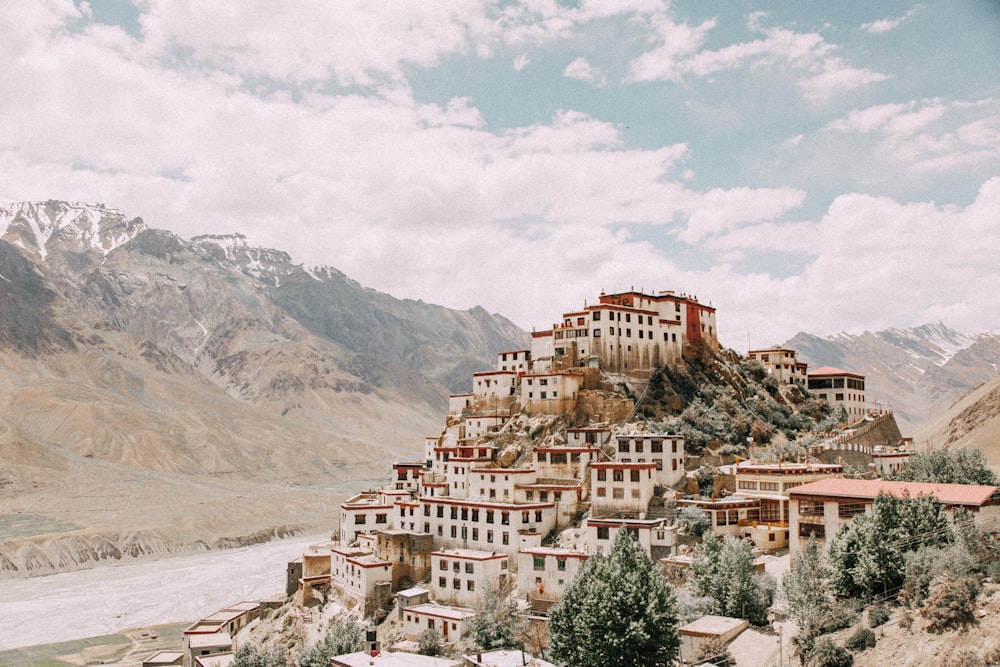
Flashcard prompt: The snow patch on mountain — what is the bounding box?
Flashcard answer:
[0,200,144,259]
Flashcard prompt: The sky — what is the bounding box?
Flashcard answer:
[2,1,999,350]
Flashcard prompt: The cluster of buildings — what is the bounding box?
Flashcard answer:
[285,290,719,647]
[746,347,869,422]
[146,287,1000,666]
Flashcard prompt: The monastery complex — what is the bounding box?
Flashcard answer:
[156,288,998,667]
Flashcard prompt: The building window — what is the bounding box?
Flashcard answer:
[453,578,461,590]
[534,556,545,571]
[467,580,475,591]
[597,469,607,481]
[501,513,510,525]
[596,487,606,497]
[440,560,448,570]
[613,470,624,482]
[613,488,625,499]
[465,563,474,574]
[502,532,509,545]
[487,530,494,543]
[631,470,640,482]
[439,577,446,588]
[354,515,366,524]
[472,528,479,541]
[375,514,387,524]
[597,526,610,540]
[557,558,566,571]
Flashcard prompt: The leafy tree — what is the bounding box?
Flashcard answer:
[887,448,999,485]
[234,643,287,667]
[692,533,773,625]
[468,582,525,651]
[549,529,679,666]
[829,493,954,601]
[782,536,830,639]
[298,614,364,667]
[677,505,712,537]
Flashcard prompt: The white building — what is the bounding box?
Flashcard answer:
[516,547,588,609]
[401,603,475,643]
[590,461,657,516]
[747,347,808,385]
[807,366,867,422]
[430,549,509,608]
[613,433,685,487]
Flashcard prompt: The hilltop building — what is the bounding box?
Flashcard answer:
[530,289,717,376]
[746,347,808,385]
[807,366,866,422]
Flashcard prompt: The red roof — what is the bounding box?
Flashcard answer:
[789,478,999,506]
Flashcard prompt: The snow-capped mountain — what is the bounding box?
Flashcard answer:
[786,325,1000,435]
[0,200,145,259]
[0,200,529,575]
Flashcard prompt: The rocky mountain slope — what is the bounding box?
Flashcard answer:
[785,324,1000,436]
[915,373,1000,471]
[0,200,528,575]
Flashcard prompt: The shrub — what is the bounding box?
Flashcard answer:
[810,638,854,667]
[677,505,712,537]
[417,627,441,656]
[921,573,980,633]
[818,599,860,634]
[899,610,914,632]
[845,627,876,651]
[867,607,890,628]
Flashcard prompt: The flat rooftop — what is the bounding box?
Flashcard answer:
[331,651,459,667]
[188,632,232,650]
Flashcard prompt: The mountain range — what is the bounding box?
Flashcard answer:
[785,323,1000,439]
[0,200,527,573]
[3,199,999,575]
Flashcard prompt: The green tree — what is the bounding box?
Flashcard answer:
[234,643,287,667]
[828,493,954,601]
[549,530,679,666]
[298,614,364,667]
[887,448,998,485]
[782,536,830,639]
[692,533,773,625]
[468,583,526,651]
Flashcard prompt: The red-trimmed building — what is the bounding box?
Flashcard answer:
[530,289,717,375]
[789,478,1000,556]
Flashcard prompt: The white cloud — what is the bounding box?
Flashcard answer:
[563,56,607,87]
[629,19,888,102]
[826,98,1000,174]
[861,6,921,34]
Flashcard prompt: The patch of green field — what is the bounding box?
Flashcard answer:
[0,514,83,541]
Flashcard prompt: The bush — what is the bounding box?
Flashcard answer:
[818,599,860,634]
[417,627,441,656]
[810,638,854,667]
[921,573,980,633]
[899,610,914,632]
[868,607,890,628]
[677,505,712,537]
[845,627,876,651]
